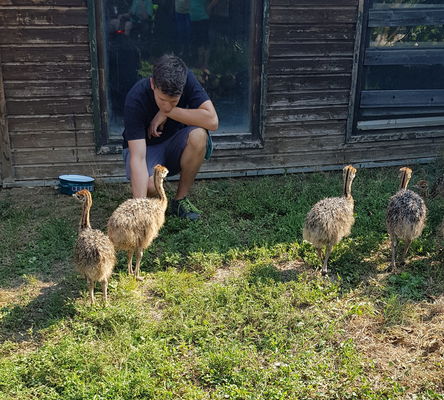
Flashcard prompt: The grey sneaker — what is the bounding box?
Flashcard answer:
[170,197,202,220]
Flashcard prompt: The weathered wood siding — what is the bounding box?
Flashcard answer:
[0,0,443,186]
[0,0,121,185]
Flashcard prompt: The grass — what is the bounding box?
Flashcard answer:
[0,164,443,399]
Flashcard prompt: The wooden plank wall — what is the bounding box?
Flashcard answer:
[0,0,121,185]
[0,0,443,186]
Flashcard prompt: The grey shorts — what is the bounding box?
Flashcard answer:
[123,126,213,179]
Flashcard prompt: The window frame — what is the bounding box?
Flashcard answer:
[346,0,444,143]
[87,0,269,154]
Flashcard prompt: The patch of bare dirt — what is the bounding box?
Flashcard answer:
[211,262,246,284]
[344,297,444,393]
[274,259,315,281]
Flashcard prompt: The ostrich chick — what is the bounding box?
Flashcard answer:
[303,165,357,275]
[107,165,169,280]
[414,180,429,199]
[386,167,427,269]
[73,189,116,305]
[430,174,444,199]
[414,175,444,199]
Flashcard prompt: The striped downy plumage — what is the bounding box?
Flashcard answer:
[413,179,430,199]
[413,175,444,199]
[430,174,444,199]
[303,165,357,275]
[386,167,427,269]
[73,189,116,305]
[107,165,169,280]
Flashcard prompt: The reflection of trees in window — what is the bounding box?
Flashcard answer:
[372,0,443,8]
[204,39,249,100]
[370,0,444,47]
[371,25,444,47]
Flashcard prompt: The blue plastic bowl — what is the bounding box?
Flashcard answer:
[59,174,95,195]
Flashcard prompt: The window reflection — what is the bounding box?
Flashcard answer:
[104,0,252,137]
[370,25,444,47]
[371,0,444,9]
[364,65,444,90]
[353,0,444,131]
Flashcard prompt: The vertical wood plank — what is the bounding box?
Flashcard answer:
[0,51,14,185]
[87,0,104,149]
[346,0,365,142]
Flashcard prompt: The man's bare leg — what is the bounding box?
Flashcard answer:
[147,175,156,197]
[176,128,207,200]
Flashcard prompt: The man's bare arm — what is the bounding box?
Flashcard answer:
[128,139,149,198]
[165,100,219,131]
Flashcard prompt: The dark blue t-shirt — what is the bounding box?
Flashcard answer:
[122,70,210,148]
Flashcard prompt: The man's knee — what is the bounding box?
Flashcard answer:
[187,128,207,152]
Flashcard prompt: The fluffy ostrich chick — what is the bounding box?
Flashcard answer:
[386,167,427,269]
[73,189,116,304]
[107,165,169,280]
[303,165,357,275]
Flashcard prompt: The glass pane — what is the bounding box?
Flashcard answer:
[103,0,252,137]
[369,25,444,47]
[371,0,444,9]
[363,65,444,90]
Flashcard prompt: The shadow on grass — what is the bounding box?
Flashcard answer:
[0,277,79,344]
[0,184,130,292]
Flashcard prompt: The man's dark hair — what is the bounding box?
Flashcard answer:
[152,54,187,97]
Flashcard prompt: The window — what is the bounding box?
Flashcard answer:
[89,0,266,152]
[348,0,444,141]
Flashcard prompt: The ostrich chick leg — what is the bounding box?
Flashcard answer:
[322,245,333,276]
[87,278,95,305]
[401,239,412,265]
[390,236,397,270]
[127,250,134,275]
[134,249,144,281]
